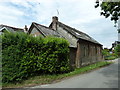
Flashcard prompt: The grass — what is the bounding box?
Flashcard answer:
[104,55,117,60]
[3,61,113,88]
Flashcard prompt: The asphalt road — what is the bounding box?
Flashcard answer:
[28,59,119,88]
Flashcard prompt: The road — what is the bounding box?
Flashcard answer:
[30,59,119,88]
[25,59,119,89]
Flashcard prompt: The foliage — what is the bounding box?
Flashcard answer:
[3,61,113,88]
[114,44,120,57]
[2,32,70,84]
[102,49,110,56]
[102,48,117,60]
[105,56,116,60]
[95,0,120,24]
[40,37,70,73]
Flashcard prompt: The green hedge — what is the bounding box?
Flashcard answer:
[114,44,120,57]
[2,32,70,84]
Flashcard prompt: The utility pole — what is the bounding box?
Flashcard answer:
[118,17,120,42]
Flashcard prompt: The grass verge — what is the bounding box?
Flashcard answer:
[104,55,117,60]
[3,61,113,88]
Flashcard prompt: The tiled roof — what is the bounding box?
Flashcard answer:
[32,22,62,37]
[58,22,102,45]
[28,17,102,47]
[28,22,75,47]
[0,24,24,32]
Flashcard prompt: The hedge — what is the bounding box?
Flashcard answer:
[2,32,70,84]
[114,44,120,57]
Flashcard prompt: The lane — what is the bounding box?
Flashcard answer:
[30,59,119,88]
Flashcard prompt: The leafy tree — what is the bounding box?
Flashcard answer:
[114,44,120,57]
[95,0,120,25]
[102,48,117,60]
[102,48,110,56]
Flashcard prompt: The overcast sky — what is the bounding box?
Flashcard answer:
[0,0,118,48]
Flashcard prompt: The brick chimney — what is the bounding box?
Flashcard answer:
[24,25,28,33]
[52,16,58,30]
[52,16,58,22]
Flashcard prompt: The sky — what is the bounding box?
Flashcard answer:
[0,0,118,48]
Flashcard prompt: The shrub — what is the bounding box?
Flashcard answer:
[114,44,120,57]
[104,56,116,60]
[102,48,117,60]
[2,32,70,84]
[40,37,70,73]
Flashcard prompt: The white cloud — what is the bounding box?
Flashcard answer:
[0,0,118,48]
[0,5,24,16]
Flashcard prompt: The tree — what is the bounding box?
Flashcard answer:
[102,48,109,56]
[95,0,120,25]
[114,44,120,57]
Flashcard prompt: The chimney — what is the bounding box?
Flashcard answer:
[52,16,58,22]
[24,25,28,33]
[52,16,58,30]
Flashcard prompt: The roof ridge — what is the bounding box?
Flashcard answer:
[0,24,23,30]
[58,21,88,35]
[31,22,61,38]
[32,22,54,30]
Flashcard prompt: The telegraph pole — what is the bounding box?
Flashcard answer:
[118,17,120,42]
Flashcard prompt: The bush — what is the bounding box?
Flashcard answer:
[114,44,120,57]
[2,32,70,84]
[38,37,70,73]
[102,48,117,60]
